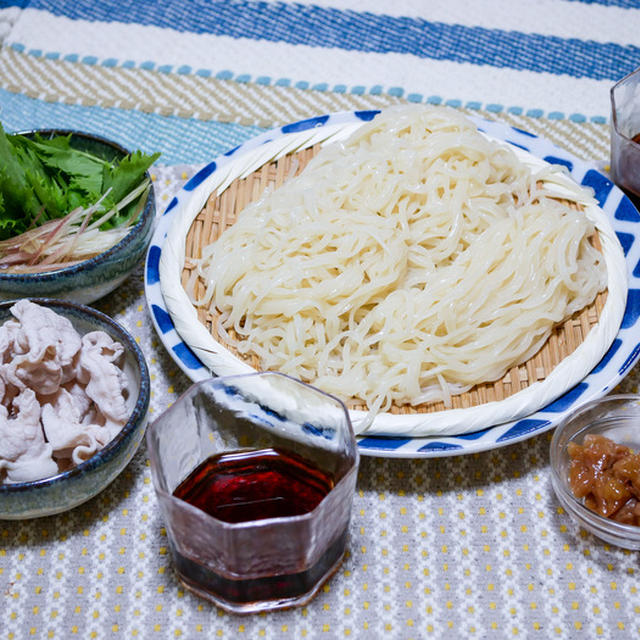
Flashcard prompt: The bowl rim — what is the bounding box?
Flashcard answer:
[0,297,150,493]
[549,393,640,538]
[0,129,156,283]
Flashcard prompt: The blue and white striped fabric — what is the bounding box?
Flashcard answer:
[4,0,640,115]
[1,0,638,138]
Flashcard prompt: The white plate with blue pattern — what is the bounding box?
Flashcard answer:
[145,110,640,458]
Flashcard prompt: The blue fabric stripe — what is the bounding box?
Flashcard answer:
[21,0,639,82]
[5,0,638,9]
[565,0,640,7]
[0,88,264,164]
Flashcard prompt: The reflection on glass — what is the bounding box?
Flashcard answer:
[147,372,359,613]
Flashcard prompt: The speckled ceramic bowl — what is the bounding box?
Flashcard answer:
[0,130,156,304]
[0,298,150,519]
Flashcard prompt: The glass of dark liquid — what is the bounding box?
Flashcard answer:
[611,66,640,210]
[146,372,359,613]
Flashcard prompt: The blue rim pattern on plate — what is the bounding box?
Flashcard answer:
[144,110,640,458]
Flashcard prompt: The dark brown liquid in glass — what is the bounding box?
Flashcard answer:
[173,447,334,522]
[171,447,344,605]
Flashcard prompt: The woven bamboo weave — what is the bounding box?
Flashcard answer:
[181,146,606,414]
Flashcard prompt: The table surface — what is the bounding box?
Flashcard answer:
[2,2,640,638]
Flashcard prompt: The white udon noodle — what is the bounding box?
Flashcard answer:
[190,106,607,415]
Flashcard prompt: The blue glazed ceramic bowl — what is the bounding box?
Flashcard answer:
[0,298,150,519]
[0,130,156,304]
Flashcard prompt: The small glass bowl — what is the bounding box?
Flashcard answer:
[550,394,640,550]
[147,372,359,613]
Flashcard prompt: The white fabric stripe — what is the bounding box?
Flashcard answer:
[0,7,21,43]
[9,3,640,52]
[287,0,640,44]
[0,7,20,21]
[5,11,614,118]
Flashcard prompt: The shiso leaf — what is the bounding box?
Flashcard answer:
[100,150,160,228]
[0,122,160,266]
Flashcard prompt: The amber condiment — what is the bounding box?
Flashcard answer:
[568,434,640,525]
[171,447,344,605]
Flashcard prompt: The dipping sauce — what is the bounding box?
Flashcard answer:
[568,434,640,525]
[147,372,358,613]
[171,447,345,605]
[173,447,334,523]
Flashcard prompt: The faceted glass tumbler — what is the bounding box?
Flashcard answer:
[610,66,640,207]
[146,372,359,613]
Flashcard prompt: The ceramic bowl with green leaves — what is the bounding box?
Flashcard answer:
[0,127,159,304]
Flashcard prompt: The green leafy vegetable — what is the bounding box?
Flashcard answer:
[0,125,43,235]
[0,122,160,268]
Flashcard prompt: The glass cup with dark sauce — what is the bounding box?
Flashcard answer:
[610,66,640,210]
[146,372,359,613]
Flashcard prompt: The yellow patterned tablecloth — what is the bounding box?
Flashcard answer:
[2,163,639,640]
